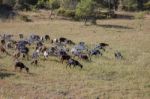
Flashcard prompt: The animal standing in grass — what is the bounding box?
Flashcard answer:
[14,60,29,73]
[66,59,83,69]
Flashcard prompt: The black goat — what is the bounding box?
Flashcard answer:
[60,55,71,64]
[99,43,109,47]
[59,37,67,43]
[67,40,75,45]
[14,61,29,73]
[66,59,83,69]
[45,35,50,41]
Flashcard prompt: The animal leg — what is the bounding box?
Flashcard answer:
[14,66,17,71]
[69,64,71,68]
[19,67,22,72]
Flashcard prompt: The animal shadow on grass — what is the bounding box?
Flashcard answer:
[96,24,133,29]
[0,72,15,79]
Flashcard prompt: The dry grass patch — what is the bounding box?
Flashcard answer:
[0,18,150,99]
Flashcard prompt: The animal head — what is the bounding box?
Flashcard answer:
[26,67,29,73]
[78,63,83,69]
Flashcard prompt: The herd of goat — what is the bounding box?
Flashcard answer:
[0,34,123,73]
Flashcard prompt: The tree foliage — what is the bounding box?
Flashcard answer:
[76,0,96,17]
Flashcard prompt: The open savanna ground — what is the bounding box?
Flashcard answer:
[0,17,150,99]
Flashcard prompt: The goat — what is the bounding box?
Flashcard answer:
[60,55,71,64]
[59,37,67,43]
[45,35,50,41]
[19,46,29,60]
[89,49,102,56]
[0,45,11,56]
[67,40,75,45]
[114,51,123,60]
[66,59,83,69]
[43,50,49,60]
[1,39,5,45]
[31,51,39,65]
[79,54,90,61]
[14,61,29,73]
[19,34,24,39]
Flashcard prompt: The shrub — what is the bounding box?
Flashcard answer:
[75,0,95,17]
[19,15,32,22]
[36,0,50,9]
[57,8,66,15]
[144,1,150,10]
[134,12,145,19]
[57,8,75,18]
[64,10,75,17]
[49,0,60,10]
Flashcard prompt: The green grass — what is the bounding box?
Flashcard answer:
[0,17,150,99]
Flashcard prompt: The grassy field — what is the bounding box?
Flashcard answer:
[0,16,150,99]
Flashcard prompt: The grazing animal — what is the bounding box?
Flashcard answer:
[98,43,109,51]
[67,40,75,45]
[79,42,85,45]
[29,34,40,43]
[41,46,47,53]
[19,34,24,39]
[57,49,68,56]
[59,37,67,43]
[0,46,10,55]
[60,55,71,64]
[79,54,89,61]
[99,43,109,47]
[13,51,20,60]
[1,39,5,45]
[14,61,29,73]
[114,51,123,60]
[6,42,13,49]
[71,49,81,58]
[19,47,29,60]
[40,36,44,42]
[31,60,38,65]
[17,40,31,50]
[89,49,102,56]
[36,41,43,48]
[66,59,83,69]
[31,51,39,65]
[45,35,50,41]
[44,50,49,60]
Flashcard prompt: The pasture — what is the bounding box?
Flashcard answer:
[0,17,150,99]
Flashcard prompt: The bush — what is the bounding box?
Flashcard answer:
[57,8,66,15]
[134,12,145,19]
[14,3,31,11]
[57,8,75,18]
[36,0,50,9]
[144,1,150,10]
[19,15,32,22]
[75,0,95,17]
[0,4,16,19]
[64,10,75,17]
[122,0,138,11]
[49,0,60,9]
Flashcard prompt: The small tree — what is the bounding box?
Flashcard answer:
[75,0,96,25]
[49,0,60,10]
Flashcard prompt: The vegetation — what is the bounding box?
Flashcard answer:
[0,0,150,24]
[0,0,150,13]
[0,0,150,99]
[0,17,150,99]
